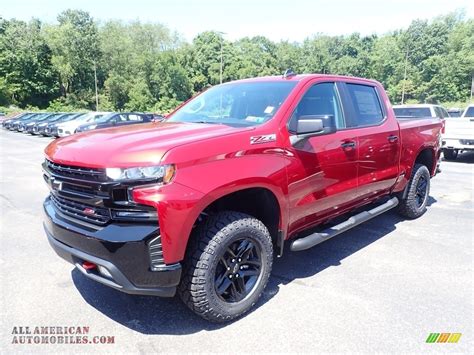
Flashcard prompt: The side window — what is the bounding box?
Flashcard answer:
[433,106,443,118]
[128,114,143,121]
[116,114,128,122]
[440,107,449,118]
[288,82,344,132]
[346,84,384,126]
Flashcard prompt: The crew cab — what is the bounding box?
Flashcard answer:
[42,74,442,322]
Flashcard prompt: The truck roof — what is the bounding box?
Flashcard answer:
[228,74,380,86]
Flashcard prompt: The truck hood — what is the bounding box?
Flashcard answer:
[444,118,474,139]
[44,122,247,168]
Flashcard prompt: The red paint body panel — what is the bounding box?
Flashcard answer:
[44,74,442,264]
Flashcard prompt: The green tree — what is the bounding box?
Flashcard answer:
[45,9,100,104]
[0,18,57,107]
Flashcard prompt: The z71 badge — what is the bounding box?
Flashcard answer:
[250,134,276,145]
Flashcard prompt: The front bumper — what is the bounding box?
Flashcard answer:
[43,197,182,297]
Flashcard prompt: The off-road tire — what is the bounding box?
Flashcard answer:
[178,211,273,323]
[397,164,431,219]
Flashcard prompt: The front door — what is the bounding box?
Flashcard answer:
[287,81,360,234]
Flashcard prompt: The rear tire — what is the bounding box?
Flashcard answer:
[397,164,430,219]
[443,149,458,161]
[178,211,273,323]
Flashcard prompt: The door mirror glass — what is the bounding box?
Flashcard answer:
[296,115,336,136]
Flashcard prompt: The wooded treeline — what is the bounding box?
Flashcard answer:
[0,9,472,112]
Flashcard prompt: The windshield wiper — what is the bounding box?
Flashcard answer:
[190,120,224,125]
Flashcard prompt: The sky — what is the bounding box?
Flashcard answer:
[1,0,473,42]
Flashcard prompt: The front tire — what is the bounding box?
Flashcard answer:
[178,211,273,323]
[397,164,431,219]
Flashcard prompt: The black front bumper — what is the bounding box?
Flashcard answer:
[43,198,181,297]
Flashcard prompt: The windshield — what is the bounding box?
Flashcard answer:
[168,81,297,127]
[393,107,432,118]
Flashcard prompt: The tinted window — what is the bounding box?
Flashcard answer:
[433,106,445,119]
[393,107,432,118]
[347,84,384,126]
[464,107,474,118]
[288,82,344,132]
[441,107,450,118]
[115,114,128,122]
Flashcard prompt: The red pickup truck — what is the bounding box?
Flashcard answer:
[43,73,442,322]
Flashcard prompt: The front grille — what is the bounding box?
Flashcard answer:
[45,159,107,182]
[148,235,165,269]
[51,194,111,226]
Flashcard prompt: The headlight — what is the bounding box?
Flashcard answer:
[86,125,97,130]
[106,164,175,183]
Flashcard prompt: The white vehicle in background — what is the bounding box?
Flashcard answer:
[392,104,450,120]
[442,104,474,160]
[56,112,110,137]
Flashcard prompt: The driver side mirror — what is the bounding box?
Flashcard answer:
[296,114,337,136]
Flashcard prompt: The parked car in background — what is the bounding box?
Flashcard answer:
[43,113,85,137]
[2,112,30,128]
[3,113,35,130]
[57,112,110,137]
[393,104,448,134]
[15,113,48,131]
[36,113,74,136]
[448,107,463,117]
[442,104,474,160]
[75,112,152,133]
[393,104,450,119]
[23,113,57,134]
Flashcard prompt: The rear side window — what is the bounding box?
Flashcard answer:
[346,84,384,126]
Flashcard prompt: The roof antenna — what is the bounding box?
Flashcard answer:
[283,69,296,79]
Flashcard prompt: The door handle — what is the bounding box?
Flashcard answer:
[341,141,356,149]
[388,135,399,143]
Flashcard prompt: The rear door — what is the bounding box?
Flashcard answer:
[341,82,401,200]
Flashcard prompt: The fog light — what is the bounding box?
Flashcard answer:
[97,265,113,279]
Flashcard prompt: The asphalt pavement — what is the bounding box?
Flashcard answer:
[0,128,472,354]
